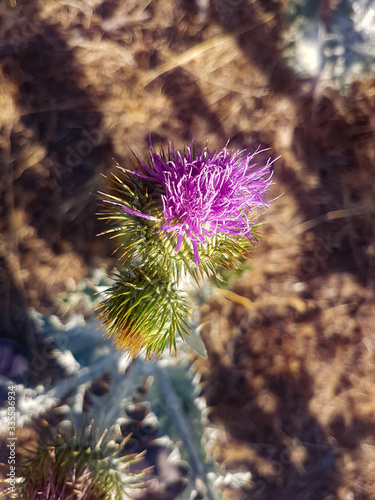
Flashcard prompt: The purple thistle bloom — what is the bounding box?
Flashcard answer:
[121,144,274,267]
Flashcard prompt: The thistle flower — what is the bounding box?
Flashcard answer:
[100,143,273,280]
[121,144,273,268]
[98,141,275,358]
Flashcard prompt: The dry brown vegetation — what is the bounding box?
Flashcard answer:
[1,0,375,498]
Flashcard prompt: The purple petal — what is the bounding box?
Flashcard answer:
[122,205,158,221]
[192,241,200,269]
[174,233,184,254]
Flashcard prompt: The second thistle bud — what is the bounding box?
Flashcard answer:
[96,265,190,359]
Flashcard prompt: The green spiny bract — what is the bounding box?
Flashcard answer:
[96,265,191,360]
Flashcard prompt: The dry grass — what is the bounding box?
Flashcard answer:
[1,0,375,498]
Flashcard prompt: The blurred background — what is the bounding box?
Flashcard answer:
[0,0,375,498]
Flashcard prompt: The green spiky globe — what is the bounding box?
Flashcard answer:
[97,265,191,360]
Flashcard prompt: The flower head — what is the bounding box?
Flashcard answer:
[98,141,276,358]
[122,144,273,268]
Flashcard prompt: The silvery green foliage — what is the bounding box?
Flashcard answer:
[0,271,250,499]
[283,0,375,87]
[145,357,251,500]
[0,315,150,499]
[9,311,143,428]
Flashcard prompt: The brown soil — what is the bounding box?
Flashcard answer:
[1,0,375,499]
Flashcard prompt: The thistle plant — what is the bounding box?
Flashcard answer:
[18,426,147,500]
[98,141,274,359]
[0,310,194,500]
